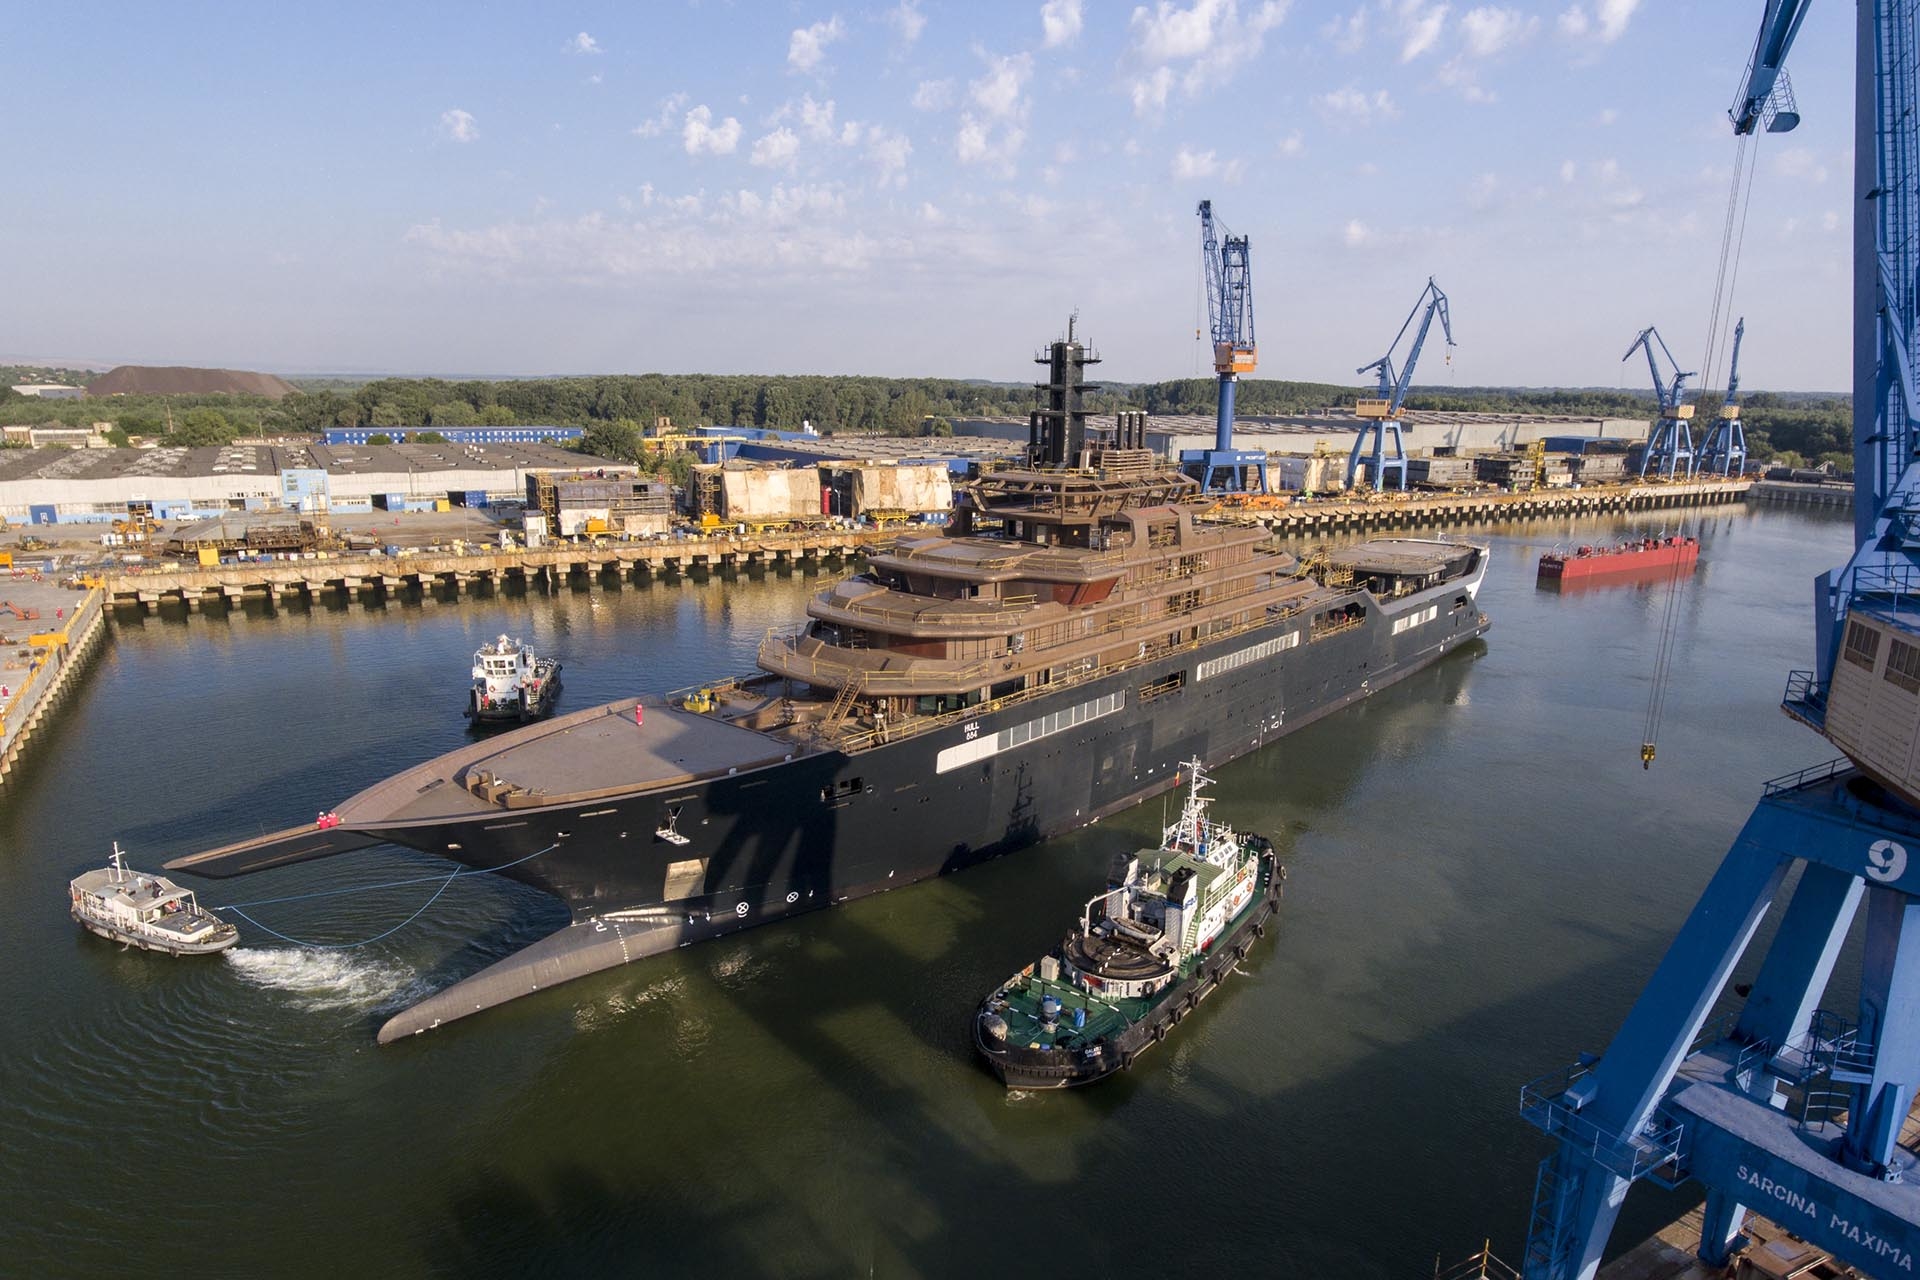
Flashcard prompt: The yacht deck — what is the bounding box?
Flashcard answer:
[336,698,805,824]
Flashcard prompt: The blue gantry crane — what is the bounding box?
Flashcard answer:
[1698,318,1750,478]
[1516,4,1920,1277]
[1349,277,1453,491]
[1184,199,1270,494]
[1621,325,1699,479]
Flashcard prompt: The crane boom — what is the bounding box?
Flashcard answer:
[1620,325,1694,414]
[1621,325,1698,479]
[1355,277,1454,419]
[1349,277,1453,490]
[1724,318,1745,402]
[1728,0,1813,134]
[1196,200,1256,377]
[1189,200,1267,491]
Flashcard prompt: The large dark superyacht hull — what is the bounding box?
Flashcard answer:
[169,544,1487,1041]
[382,558,1484,1038]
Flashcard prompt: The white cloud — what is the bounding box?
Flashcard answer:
[1344,219,1372,247]
[1130,66,1175,117]
[798,94,840,141]
[406,184,959,288]
[750,126,801,169]
[788,17,846,72]
[1823,210,1840,232]
[1458,7,1535,57]
[1595,0,1639,40]
[866,127,913,185]
[1323,8,1367,52]
[1133,0,1227,60]
[1041,0,1085,47]
[1597,107,1618,126]
[567,31,601,55]
[1391,1,1449,62]
[1171,147,1245,182]
[439,108,478,143]
[1313,85,1398,125]
[912,79,955,111]
[956,116,1027,173]
[683,105,743,156]
[1173,147,1217,179]
[970,53,1032,119]
[1559,159,1576,182]
[1468,171,1499,211]
[886,1,927,45]
[1559,0,1637,43]
[633,92,690,139]
[1127,1,1291,106]
[1772,147,1830,184]
[1278,130,1304,156]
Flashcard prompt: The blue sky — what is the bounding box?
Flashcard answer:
[2,2,1856,390]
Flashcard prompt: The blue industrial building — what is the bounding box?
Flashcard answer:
[322,426,583,446]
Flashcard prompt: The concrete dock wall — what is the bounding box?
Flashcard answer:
[102,527,897,611]
[0,586,106,784]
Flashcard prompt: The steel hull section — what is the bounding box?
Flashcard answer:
[1538,539,1699,582]
[368,568,1488,1040]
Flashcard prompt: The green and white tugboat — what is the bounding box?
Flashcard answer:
[974,760,1280,1088]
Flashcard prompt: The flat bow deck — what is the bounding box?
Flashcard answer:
[165,696,806,878]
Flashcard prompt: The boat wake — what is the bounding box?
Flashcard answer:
[225,947,420,1011]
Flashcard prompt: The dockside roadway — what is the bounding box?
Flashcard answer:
[1221,478,1752,536]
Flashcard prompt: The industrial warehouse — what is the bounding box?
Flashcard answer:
[0,440,631,524]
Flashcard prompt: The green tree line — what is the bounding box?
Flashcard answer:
[0,367,1853,466]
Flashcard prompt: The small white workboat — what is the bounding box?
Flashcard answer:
[69,843,238,956]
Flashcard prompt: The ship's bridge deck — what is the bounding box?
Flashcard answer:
[333,697,805,826]
[868,534,1132,584]
[810,577,1068,637]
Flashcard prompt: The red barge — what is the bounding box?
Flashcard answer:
[1538,534,1699,583]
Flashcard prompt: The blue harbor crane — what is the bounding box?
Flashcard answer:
[1515,4,1920,1277]
[1697,318,1750,478]
[1184,199,1270,494]
[1621,325,1699,479]
[1348,278,1453,491]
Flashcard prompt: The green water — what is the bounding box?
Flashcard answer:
[0,507,1853,1277]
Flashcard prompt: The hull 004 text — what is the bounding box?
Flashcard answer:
[165,322,1490,1042]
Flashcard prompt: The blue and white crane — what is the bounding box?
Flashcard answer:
[1697,318,1749,478]
[1621,324,1698,479]
[1348,277,1453,491]
[1184,199,1270,494]
[1515,4,1920,1277]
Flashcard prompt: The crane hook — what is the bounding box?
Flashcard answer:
[1641,742,1656,770]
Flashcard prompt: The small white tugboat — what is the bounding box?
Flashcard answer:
[975,760,1280,1088]
[69,843,239,956]
[466,634,562,723]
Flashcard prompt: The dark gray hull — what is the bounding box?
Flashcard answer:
[366,564,1488,1041]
